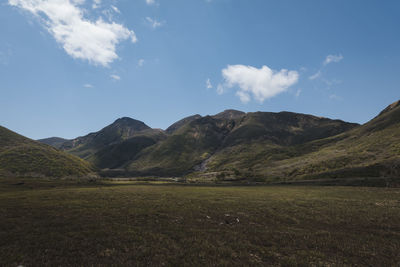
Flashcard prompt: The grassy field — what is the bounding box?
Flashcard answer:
[0,179,399,266]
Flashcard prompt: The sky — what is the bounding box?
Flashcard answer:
[1,0,399,139]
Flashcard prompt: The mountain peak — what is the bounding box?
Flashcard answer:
[213,109,246,120]
[59,117,151,154]
[166,114,202,134]
[115,116,134,121]
[114,116,141,124]
[110,117,150,130]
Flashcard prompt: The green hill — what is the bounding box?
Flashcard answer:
[0,126,93,177]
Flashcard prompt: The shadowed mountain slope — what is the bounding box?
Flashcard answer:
[0,126,93,177]
[127,116,237,176]
[88,129,167,169]
[61,117,155,159]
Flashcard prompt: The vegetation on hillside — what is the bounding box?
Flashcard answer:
[126,111,358,177]
[60,117,153,159]
[32,100,400,183]
[0,126,93,177]
[206,100,400,182]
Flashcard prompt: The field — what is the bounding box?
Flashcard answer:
[0,179,399,266]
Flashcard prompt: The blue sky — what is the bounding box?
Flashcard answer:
[1,0,399,139]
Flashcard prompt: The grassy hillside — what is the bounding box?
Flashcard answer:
[165,114,202,134]
[222,111,357,146]
[204,100,400,182]
[0,126,93,177]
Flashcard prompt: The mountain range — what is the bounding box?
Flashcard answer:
[1,100,399,182]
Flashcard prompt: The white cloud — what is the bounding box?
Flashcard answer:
[138,58,145,67]
[146,0,155,5]
[84,83,93,88]
[220,65,299,103]
[110,74,120,80]
[145,17,163,29]
[324,54,343,65]
[206,78,212,89]
[295,89,302,98]
[9,0,137,67]
[309,70,321,80]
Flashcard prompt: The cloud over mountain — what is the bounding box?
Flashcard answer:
[219,65,299,103]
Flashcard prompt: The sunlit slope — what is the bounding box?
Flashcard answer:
[206,101,400,181]
[0,126,93,177]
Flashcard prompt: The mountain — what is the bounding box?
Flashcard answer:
[88,129,167,169]
[165,114,202,134]
[213,109,246,120]
[125,111,358,176]
[0,126,93,177]
[61,117,154,159]
[38,137,68,149]
[204,100,400,182]
[35,99,399,184]
[127,115,237,176]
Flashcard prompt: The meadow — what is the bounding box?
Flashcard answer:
[0,178,399,266]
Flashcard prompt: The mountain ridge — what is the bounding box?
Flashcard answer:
[30,100,400,183]
[59,117,155,159]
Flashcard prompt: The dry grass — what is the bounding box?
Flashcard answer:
[0,178,399,266]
